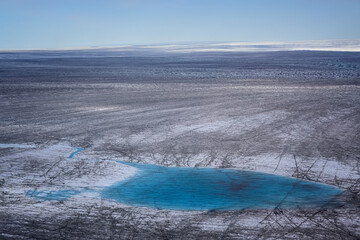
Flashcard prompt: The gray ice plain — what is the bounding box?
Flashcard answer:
[1,43,360,239]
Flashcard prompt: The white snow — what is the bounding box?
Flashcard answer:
[63,160,137,189]
[0,143,36,149]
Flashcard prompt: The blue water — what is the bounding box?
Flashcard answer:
[25,189,82,201]
[25,146,85,201]
[101,161,343,211]
[25,157,344,211]
[68,147,83,158]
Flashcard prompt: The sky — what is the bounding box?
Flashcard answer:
[0,0,360,50]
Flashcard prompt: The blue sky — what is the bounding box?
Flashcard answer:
[0,0,359,49]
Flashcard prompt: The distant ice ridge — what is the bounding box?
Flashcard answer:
[140,39,360,53]
[2,39,359,52]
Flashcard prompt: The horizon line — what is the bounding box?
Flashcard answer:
[1,39,360,53]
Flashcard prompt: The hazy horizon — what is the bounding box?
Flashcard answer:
[1,39,360,52]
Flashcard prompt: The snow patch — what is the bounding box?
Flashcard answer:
[63,160,137,188]
[0,143,36,149]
